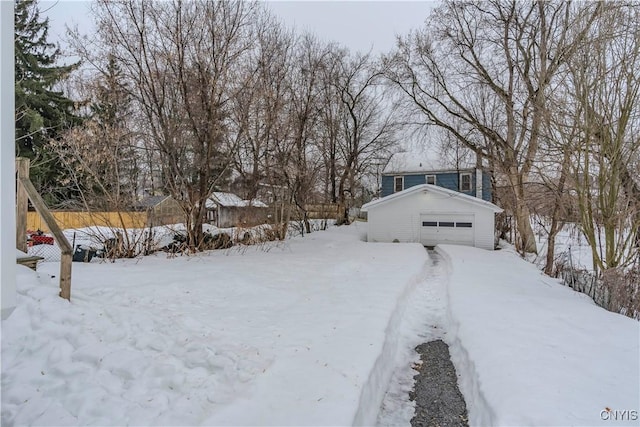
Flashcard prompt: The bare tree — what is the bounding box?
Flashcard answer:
[317,48,345,207]
[385,0,602,254]
[332,51,399,224]
[52,56,139,208]
[562,2,640,270]
[230,13,295,203]
[272,34,332,234]
[89,0,258,250]
[529,135,574,275]
[50,57,146,257]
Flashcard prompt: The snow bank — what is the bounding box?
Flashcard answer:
[2,224,428,426]
[437,245,640,426]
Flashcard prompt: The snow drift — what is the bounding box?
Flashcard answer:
[2,225,429,426]
[437,244,640,427]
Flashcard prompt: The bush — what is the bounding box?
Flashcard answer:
[603,268,640,320]
[557,261,640,320]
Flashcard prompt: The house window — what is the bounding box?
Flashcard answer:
[456,222,473,228]
[425,175,436,185]
[422,221,438,227]
[439,221,455,227]
[394,176,404,193]
[460,173,472,192]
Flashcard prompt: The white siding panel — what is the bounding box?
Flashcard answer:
[473,211,495,250]
[368,195,420,242]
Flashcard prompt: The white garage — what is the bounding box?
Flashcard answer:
[361,184,503,250]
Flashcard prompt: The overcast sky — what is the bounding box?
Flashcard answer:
[41,1,436,56]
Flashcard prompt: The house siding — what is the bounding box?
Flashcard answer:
[482,171,492,202]
[381,170,493,201]
[381,176,394,196]
[438,172,467,195]
[382,174,425,196]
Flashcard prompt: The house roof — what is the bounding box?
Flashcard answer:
[248,199,269,208]
[361,184,503,213]
[135,195,171,208]
[383,151,477,174]
[209,192,245,207]
[207,192,268,208]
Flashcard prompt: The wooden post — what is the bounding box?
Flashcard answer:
[16,158,29,252]
[19,177,73,300]
[58,252,72,300]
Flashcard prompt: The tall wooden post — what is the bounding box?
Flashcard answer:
[16,158,29,252]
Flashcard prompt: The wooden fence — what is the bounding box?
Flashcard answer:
[27,211,148,232]
[27,204,340,232]
[305,204,340,219]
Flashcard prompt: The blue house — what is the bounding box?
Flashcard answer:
[380,152,492,202]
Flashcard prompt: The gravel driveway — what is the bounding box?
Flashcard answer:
[410,340,469,427]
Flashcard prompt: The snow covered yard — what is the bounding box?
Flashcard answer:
[437,245,640,427]
[2,225,430,426]
[4,224,638,427]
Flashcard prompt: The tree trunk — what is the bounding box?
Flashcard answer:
[544,223,557,276]
[336,158,353,226]
[304,212,311,234]
[280,201,291,240]
[544,150,570,275]
[508,170,537,254]
[186,206,204,251]
[514,201,537,254]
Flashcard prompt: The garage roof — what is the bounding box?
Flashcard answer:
[206,192,269,209]
[361,184,503,213]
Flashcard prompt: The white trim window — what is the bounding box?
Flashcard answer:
[394,176,404,193]
[460,172,472,192]
[425,174,436,185]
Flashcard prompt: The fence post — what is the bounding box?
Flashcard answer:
[15,157,29,252]
[567,245,575,289]
[59,254,72,300]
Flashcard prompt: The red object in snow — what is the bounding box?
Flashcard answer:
[31,234,54,245]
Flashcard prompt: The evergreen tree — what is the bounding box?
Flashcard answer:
[51,54,142,211]
[88,55,140,206]
[14,0,81,203]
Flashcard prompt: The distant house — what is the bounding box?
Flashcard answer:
[206,192,269,228]
[363,152,502,250]
[381,152,492,202]
[135,195,184,227]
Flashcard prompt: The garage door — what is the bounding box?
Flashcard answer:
[420,214,474,247]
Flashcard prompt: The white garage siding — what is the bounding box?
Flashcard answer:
[363,184,502,250]
[469,208,497,249]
